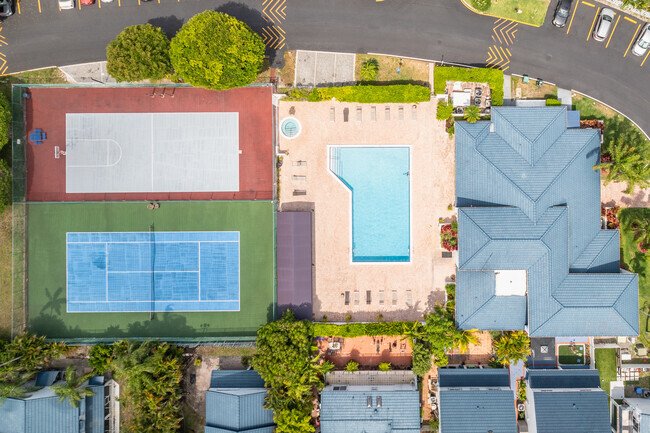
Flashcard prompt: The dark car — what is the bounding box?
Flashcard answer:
[0,0,13,17]
[553,0,572,27]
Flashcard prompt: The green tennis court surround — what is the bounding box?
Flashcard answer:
[26,201,275,340]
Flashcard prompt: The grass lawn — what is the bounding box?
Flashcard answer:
[356,54,429,85]
[558,344,586,365]
[0,209,11,339]
[619,209,650,341]
[26,201,275,341]
[595,348,617,390]
[469,0,550,26]
[511,76,557,99]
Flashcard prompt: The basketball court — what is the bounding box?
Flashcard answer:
[65,113,239,193]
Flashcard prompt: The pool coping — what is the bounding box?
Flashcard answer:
[326,144,413,266]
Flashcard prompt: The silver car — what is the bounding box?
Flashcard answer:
[593,8,615,42]
[632,24,650,57]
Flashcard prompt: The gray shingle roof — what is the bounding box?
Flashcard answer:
[439,390,517,433]
[438,369,510,388]
[528,369,601,389]
[455,106,639,337]
[209,370,266,388]
[532,391,609,433]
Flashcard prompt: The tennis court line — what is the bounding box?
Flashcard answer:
[198,242,201,301]
[107,270,200,273]
[70,299,239,303]
[105,243,109,302]
[67,240,238,244]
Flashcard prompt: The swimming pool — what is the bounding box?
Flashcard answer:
[330,146,410,262]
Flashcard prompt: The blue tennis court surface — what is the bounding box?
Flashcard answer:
[67,232,240,313]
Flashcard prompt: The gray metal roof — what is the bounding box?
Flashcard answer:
[527,369,601,389]
[438,369,510,388]
[455,107,639,337]
[277,212,313,320]
[209,370,266,388]
[439,389,517,433]
[532,390,609,433]
[320,389,420,433]
[205,389,274,432]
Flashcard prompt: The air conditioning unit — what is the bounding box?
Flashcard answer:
[430,403,437,411]
[517,404,525,411]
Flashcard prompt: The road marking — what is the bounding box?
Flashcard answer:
[624,24,641,57]
[606,15,620,48]
[118,0,121,6]
[78,0,81,9]
[38,0,41,13]
[16,0,20,14]
[582,1,594,6]
[642,50,650,67]
[624,16,637,24]
[138,0,140,5]
[263,0,286,24]
[567,0,580,34]
[506,47,511,56]
[261,25,285,49]
[501,22,518,46]
[98,0,101,7]
[587,7,600,41]
[502,66,509,71]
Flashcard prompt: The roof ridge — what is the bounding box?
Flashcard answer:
[530,108,566,143]
[494,108,535,149]
[458,209,492,268]
[582,230,617,272]
[538,207,567,241]
[457,278,496,330]
[612,277,640,333]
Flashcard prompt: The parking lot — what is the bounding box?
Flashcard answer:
[563,1,649,67]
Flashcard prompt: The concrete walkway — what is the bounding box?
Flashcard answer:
[60,61,116,84]
[601,181,650,208]
[557,88,572,106]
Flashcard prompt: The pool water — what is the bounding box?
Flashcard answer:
[330,146,410,262]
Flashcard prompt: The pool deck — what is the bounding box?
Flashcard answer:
[278,100,455,322]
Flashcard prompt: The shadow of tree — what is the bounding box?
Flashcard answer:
[147,15,185,39]
[40,287,66,316]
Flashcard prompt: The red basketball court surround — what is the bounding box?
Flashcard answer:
[25,86,274,201]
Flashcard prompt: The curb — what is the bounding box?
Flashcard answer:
[459,0,544,27]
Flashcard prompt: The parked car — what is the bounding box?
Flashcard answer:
[552,0,572,28]
[58,0,74,8]
[593,8,615,41]
[631,23,650,56]
[0,0,13,17]
[80,0,94,4]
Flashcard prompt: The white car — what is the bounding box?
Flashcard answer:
[593,8,615,42]
[58,0,74,8]
[632,24,650,57]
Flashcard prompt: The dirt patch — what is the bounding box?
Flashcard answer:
[278,51,296,88]
[511,76,557,99]
[356,54,429,84]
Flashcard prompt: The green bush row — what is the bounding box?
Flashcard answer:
[433,66,504,106]
[313,321,415,337]
[285,84,431,103]
[546,98,562,106]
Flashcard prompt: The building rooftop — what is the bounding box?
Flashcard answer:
[455,106,638,337]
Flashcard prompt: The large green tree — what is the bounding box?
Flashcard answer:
[0,92,10,151]
[51,366,95,408]
[106,24,172,83]
[594,139,650,194]
[493,331,531,365]
[169,11,265,90]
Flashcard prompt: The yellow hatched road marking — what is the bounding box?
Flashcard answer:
[587,7,600,41]
[506,47,511,56]
[502,66,509,71]
[38,0,41,13]
[582,1,594,7]
[624,16,637,24]
[567,0,580,34]
[501,22,517,45]
[624,24,641,57]
[606,15,620,48]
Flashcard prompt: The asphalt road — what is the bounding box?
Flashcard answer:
[1,0,649,134]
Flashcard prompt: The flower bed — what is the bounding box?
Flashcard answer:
[440,222,458,251]
[601,206,620,230]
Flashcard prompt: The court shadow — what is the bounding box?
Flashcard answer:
[127,313,198,337]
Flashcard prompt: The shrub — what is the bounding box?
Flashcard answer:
[169,11,265,90]
[463,105,481,123]
[546,98,562,106]
[360,58,379,81]
[317,84,430,103]
[106,24,172,82]
[440,222,458,251]
[88,344,114,374]
[345,314,352,323]
[436,100,453,120]
[411,341,434,377]
[471,0,491,11]
[0,160,11,215]
[313,321,415,338]
[434,67,504,106]
[0,92,10,152]
[378,362,391,371]
[345,360,359,372]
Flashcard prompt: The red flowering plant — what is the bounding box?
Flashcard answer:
[441,221,458,251]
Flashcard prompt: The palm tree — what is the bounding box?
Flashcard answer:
[50,366,95,408]
[493,331,531,365]
[0,373,40,404]
[629,214,650,251]
[401,321,425,343]
[463,105,481,123]
[454,329,479,354]
[594,140,650,194]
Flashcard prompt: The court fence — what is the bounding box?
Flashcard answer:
[11,86,28,338]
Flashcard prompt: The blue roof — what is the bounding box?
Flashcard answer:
[455,107,639,337]
[0,378,104,433]
[532,391,610,433]
[528,369,601,389]
[205,370,274,433]
[34,371,60,387]
[439,390,517,433]
[438,369,510,388]
[210,370,266,388]
[320,390,420,433]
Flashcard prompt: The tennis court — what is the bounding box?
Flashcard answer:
[67,232,240,313]
[65,113,240,193]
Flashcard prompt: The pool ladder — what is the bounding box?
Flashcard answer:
[329,147,340,175]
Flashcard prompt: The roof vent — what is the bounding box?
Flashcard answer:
[490,123,495,133]
[376,396,382,408]
[367,396,372,408]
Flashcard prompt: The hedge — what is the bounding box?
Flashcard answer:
[285,84,430,103]
[546,98,562,106]
[433,66,504,106]
[313,321,415,338]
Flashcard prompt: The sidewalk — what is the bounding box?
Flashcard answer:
[60,61,116,84]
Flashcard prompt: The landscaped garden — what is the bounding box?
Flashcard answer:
[557,344,586,365]
[595,348,617,390]
[466,0,550,26]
